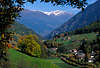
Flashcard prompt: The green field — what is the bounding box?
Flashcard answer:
[46,58,78,68]
[70,33,97,41]
[56,33,97,49]
[8,49,76,68]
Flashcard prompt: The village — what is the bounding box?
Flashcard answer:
[43,32,100,68]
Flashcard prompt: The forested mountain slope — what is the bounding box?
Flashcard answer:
[47,0,100,39]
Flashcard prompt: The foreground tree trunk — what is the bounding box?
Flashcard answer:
[0,24,9,68]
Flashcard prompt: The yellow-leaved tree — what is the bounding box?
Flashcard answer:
[18,35,41,57]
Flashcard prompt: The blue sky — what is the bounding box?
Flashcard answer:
[23,0,97,14]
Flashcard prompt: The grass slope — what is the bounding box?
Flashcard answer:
[8,49,61,68]
[8,49,77,68]
[8,23,43,39]
[46,58,78,68]
[56,33,97,50]
[70,33,97,41]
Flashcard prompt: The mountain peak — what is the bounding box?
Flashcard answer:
[43,10,72,16]
[20,9,73,36]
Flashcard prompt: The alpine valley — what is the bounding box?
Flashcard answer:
[18,10,73,37]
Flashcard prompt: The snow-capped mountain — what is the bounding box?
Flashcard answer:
[43,10,72,16]
[18,9,73,36]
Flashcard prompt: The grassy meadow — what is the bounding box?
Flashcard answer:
[8,49,76,68]
[56,33,97,49]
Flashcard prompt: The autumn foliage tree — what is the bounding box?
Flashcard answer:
[18,35,41,57]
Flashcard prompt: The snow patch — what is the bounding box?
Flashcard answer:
[43,10,67,16]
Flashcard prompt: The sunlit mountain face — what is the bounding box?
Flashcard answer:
[18,9,73,36]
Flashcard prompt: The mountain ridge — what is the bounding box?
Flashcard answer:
[47,0,100,39]
[18,9,73,36]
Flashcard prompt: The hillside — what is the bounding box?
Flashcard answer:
[8,23,42,39]
[70,21,100,35]
[44,30,100,67]
[47,0,100,39]
[56,33,96,51]
[8,49,77,68]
